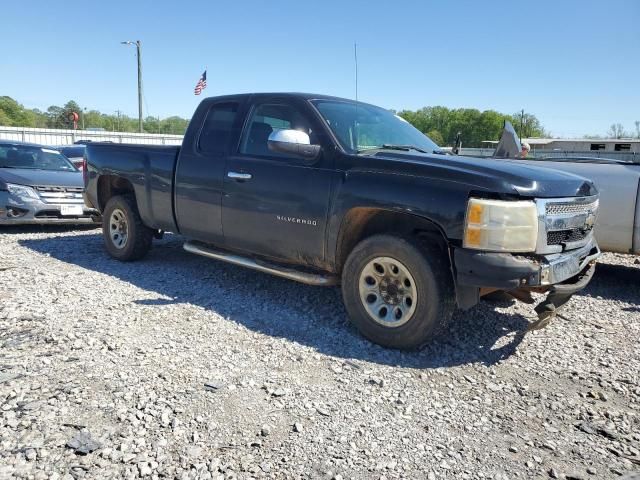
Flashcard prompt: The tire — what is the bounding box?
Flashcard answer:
[341,234,455,349]
[102,195,153,261]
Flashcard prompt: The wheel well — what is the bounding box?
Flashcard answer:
[97,175,135,212]
[335,208,449,273]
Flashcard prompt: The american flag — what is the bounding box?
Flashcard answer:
[194,70,207,95]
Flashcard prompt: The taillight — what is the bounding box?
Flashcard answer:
[82,157,88,185]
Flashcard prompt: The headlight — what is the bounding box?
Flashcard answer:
[6,183,40,201]
[463,198,538,252]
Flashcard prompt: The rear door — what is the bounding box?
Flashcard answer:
[174,99,245,243]
[221,96,335,268]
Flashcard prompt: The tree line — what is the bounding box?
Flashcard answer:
[397,106,546,147]
[3,95,638,145]
[0,95,546,145]
[0,96,189,135]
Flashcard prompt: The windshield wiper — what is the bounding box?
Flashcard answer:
[381,144,429,153]
[358,144,429,154]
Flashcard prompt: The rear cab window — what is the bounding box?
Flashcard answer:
[198,102,240,153]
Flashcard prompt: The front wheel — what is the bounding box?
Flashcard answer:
[341,234,455,349]
[102,195,153,261]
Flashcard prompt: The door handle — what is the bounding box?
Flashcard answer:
[227,171,252,180]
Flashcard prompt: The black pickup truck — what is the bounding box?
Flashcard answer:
[84,93,600,349]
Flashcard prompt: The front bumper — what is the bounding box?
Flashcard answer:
[453,238,600,324]
[0,191,100,225]
[454,237,600,290]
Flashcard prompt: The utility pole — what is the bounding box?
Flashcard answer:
[121,40,143,132]
[82,108,86,130]
[520,109,525,139]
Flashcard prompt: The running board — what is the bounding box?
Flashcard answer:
[183,241,338,286]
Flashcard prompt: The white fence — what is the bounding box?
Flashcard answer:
[0,126,184,146]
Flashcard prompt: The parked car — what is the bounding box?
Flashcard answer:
[0,140,99,225]
[492,123,640,255]
[55,144,85,170]
[84,93,600,349]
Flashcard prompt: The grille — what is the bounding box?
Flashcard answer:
[545,200,598,216]
[547,228,590,245]
[34,186,84,205]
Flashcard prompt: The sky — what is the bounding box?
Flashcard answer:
[1,0,638,138]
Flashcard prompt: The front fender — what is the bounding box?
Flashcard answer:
[327,170,473,269]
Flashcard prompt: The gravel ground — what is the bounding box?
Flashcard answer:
[0,226,639,480]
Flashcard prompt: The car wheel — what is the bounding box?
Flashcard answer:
[102,195,153,261]
[341,234,455,349]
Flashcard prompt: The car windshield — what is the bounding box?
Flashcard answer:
[0,144,78,171]
[311,99,440,154]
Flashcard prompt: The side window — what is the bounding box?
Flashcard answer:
[240,103,315,157]
[198,102,239,153]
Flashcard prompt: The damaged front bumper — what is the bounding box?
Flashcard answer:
[0,191,100,225]
[453,238,600,325]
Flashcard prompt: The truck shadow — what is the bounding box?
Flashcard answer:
[577,262,640,306]
[20,233,535,369]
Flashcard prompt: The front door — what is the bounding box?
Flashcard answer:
[222,97,334,268]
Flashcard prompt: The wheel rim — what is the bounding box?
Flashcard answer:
[358,256,418,328]
[109,208,128,249]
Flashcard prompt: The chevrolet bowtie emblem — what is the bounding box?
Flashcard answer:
[584,212,596,229]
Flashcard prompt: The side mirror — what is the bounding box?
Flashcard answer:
[268,129,321,160]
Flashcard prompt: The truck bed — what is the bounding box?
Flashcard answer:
[84,143,180,232]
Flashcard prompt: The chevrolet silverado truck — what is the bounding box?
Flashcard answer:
[84,93,600,349]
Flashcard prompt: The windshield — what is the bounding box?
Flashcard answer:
[0,144,77,171]
[311,100,440,154]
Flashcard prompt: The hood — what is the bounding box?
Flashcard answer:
[0,168,83,189]
[348,152,597,198]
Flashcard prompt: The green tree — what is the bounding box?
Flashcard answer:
[143,116,160,134]
[46,105,64,128]
[0,96,43,127]
[0,109,11,126]
[511,112,547,138]
[399,105,547,147]
[160,116,189,135]
[426,129,444,145]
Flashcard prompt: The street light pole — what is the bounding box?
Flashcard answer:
[121,40,143,133]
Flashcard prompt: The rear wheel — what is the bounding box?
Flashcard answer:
[102,195,153,261]
[341,234,455,349]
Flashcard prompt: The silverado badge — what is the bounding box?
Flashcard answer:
[276,215,318,226]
